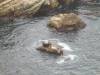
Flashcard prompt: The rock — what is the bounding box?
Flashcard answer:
[0,0,45,17]
[36,40,63,55]
[62,0,76,5]
[0,0,77,17]
[44,0,59,8]
[48,13,86,32]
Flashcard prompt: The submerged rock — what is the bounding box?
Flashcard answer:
[36,40,63,55]
[48,13,86,32]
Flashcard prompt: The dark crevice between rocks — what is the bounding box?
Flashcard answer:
[34,1,80,17]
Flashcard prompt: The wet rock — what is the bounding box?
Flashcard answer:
[44,0,59,8]
[36,40,63,55]
[48,13,86,32]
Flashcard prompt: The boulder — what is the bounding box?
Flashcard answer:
[44,0,59,8]
[0,0,77,17]
[0,0,45,17]
[48,13,86,32]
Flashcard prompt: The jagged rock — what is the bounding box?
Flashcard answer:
[44,0,59,8]
[0,0,46,17]
[48,13,86,32]
[0,0,76,17]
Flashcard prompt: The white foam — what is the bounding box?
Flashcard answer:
[56,55,77,64]
[57,42,73,51]
[64,55,77,61]
[56,59,65,64]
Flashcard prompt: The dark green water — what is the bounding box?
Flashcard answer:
[0,6,100,75]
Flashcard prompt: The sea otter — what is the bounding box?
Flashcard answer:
[36,40,63,55]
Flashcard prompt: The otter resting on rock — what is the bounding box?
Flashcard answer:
[48,13,86,32]
[36,40,63,55]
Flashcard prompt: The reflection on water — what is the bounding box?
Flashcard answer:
[0,6,100,75]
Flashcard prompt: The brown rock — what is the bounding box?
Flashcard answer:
[48,13,86,32]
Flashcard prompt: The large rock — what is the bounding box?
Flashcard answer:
[0,0,76,17]
[62,0,76,5]
[48,13,86,32]
[0,0,45,17]
[44,0,59,8]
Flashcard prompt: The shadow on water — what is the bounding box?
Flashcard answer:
[35,0,79,16]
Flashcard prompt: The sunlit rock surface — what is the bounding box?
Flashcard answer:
[0,0,45,17]
[48,13,86,32]
[0,0,76,17]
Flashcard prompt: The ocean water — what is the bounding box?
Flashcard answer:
[0,6,100,75]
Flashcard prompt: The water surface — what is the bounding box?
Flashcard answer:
[0,6,100,75]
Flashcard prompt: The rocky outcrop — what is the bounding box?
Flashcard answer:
[0,0,77,17]
[48,13,86,32]
[44,0,59,8]
[0,0,45,17]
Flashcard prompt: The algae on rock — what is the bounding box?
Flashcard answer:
[48,13,86,32]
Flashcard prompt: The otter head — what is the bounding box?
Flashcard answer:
[42,41,51,48]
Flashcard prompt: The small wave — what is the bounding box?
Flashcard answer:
[57,42,73,51]
[56,55,77,64]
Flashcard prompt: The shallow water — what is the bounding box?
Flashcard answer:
[0,6,100,75]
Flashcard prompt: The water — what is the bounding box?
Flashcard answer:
[0,6,100,75]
